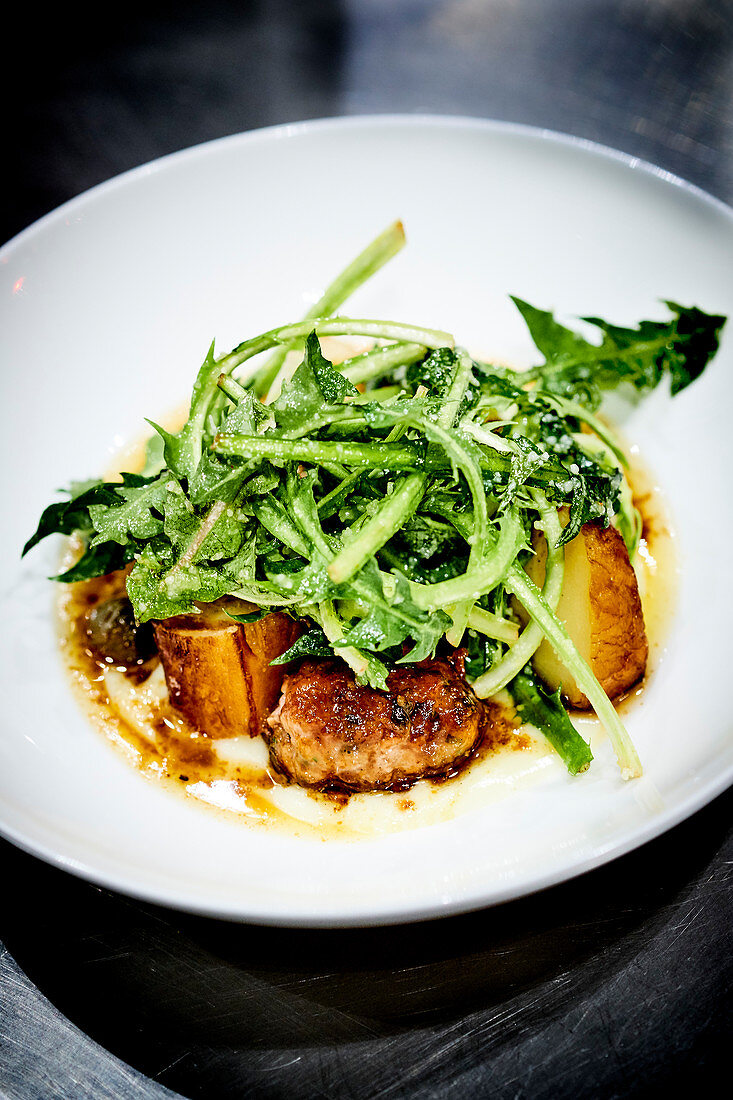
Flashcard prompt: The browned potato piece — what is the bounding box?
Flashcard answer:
[153,603,303,738]
[525,522,648,709]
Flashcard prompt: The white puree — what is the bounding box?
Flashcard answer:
[100,659,560,837]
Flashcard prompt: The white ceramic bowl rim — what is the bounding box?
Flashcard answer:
[1,114,732,926]
[4,113,731,259]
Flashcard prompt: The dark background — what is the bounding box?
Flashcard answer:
[2,2,732,1098]
[3,0,732,247]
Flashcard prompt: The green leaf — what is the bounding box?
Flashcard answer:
[516,298,726,407]
[226,607,272,624]
[160,490,246,563]
[88,476,170,546]
[23,481,121,556]
[508,666,593,776]
[271,331,358,430]
[54,541,135,582]
[126,534,257,623]
[270,627,332,665]
[187,451,252,506]
[657,301,723,394]
[511,298,592,362]
[339,566,450,662]
[406,346,459,396]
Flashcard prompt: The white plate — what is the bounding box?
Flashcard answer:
[1,116,732,926]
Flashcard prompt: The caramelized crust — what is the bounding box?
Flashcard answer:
[526,520,648,709]
[154,605,302,738]
[266,654,484,791]
[584,522,648,705]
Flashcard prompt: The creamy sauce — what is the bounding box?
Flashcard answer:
[55,355,678,839]
[627,447,679,670]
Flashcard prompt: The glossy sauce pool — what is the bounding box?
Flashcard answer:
[54,371,678,839]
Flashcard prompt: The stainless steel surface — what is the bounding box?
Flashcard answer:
[2,2,731,1097]
[0,946,178,1100]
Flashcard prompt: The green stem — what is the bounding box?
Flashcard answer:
[505,566,642,779]
[220,318,454,390]
[471,495,564,697]
[213,432,422,471]
[213,425,573,491]
[254,220,407,398]
[440,349,474,428]
[311,221,407,318]
[466,606,519,644]
[339,342,427,385]
[217,373,248,404]
[344,386,402,404]
[327,472,426,584]
[279,405,364,440]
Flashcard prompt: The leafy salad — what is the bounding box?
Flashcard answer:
[25,222,725,781]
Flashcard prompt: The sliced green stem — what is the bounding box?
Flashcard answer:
[254,220,407,398]
[217,373,248,404]
[340,342,427,385]
[471,494,564,697]
[214,432,422,471]
[327,472,426,584]
[466,606,520,644]
[505,566,642,779]
[440,349,474,428]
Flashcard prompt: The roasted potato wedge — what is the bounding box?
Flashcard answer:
[525,521,648,709]
[153,603,303,738]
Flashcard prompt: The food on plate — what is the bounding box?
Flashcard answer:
[524,521,648,708]
[267,652,483,791]
[24,221,726,815]
[153,603,303,739]
[85,595,156,665]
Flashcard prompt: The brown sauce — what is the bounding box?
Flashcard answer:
[56,548,531,837]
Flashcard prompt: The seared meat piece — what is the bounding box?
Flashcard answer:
[266,654,483,791]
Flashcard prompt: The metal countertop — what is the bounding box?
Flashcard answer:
[2,3,731,1097]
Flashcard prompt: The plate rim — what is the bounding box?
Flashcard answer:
[2,112,732,927]
[1,768,732,927]
[2,113,731,262]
